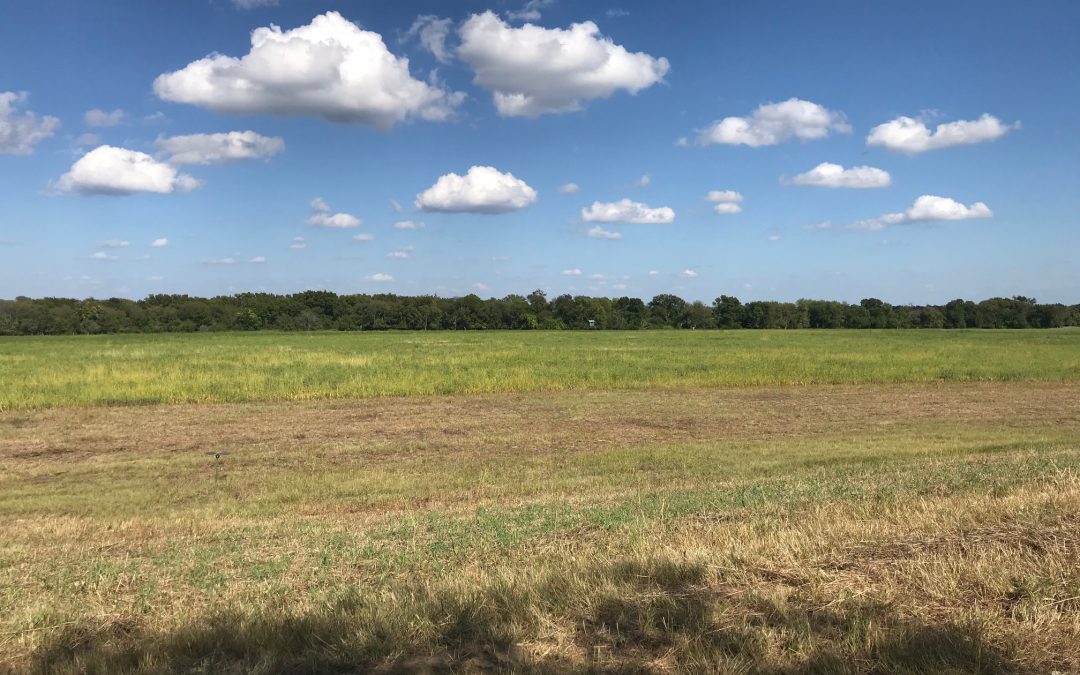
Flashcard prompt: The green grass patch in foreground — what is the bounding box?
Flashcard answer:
[3,328,1080,409]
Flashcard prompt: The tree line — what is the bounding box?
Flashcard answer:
[0,292,1077,335]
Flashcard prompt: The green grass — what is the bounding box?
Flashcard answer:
[2,328,1080,409]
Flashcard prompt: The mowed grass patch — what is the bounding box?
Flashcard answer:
[2,329,1080,409]
[1,383,1079,672]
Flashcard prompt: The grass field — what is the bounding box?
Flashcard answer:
[2,329,1080,409]
[2,330,1080,673]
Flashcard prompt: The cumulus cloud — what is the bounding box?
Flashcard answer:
[562,268,583,276]
[291,236,307,249]
[586,225,623,240]
[367,272,393,281]
[679,269,698,278]
[387,245,415,259]
[306,198,360,228]
[394,220,424,230]
[636,173,651,187]
[0,91,60,155]
[249,255,266,263]
[457,11,669,117]
[54,145,201,195]
[768,234,782,241]
[352,233,374,241]
[558,182,580,194]
[155,130,284,165]
[405,15,453,64]
[845,195,993,231]
[713,203,742,215]
[90,251,117,260]
[866,114,1017,154]
[707,190,742,203]
[581,198,674,224]
[99,240,130,248]
[84,108,125,128]
[472,281,489,291]
[697,98,850,147]
[154,12,463,130]
[507,0,554,21]
[151,238,169,248]
[788,162,891,188]
[416,165,537,213]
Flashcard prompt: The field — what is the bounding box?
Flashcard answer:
[2,330,1080,673]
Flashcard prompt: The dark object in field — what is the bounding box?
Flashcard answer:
[206,451,231,460]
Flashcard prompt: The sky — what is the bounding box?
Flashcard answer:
[1,0,1078,304]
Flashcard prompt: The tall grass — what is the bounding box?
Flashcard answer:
[2,328,1079,409]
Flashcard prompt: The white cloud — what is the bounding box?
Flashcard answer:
[636,173,651,187]
[206,257,236,265]
[387,245,415,259]
[506,0,554,21]
[147,275,164,281]
[581,198,674,224]
[697,98,850,147]
[249,256,266,263]
[151,238,169,248]
[156,130,284,165]
[713,203,742,215]
[232,0,277,8]
[679,269,698,278]
[405,15,453,64]
[586,225,623,240]
[390,199,403,213]
[457,11,669,117]
[99,239,130,248]
[90,251,117,260]
[611,282,627,290]
[306,198,360,228]
[394,220,425,230]
[846,195,993,231]
[558,182,580,194]
[309,213,360,228]
[291,236,307,249]
[768,234,782,241]
[0,91,60,155]
[606,9,630,18]
[416,165,537,213]
[706,190,742,203]
[352,233,374,241]
[367,272,393,281]
[647,270,658,276]
[789,162,891,188]
[866,114,1017,154]
[154,12,463,130]
[472,281,490,291]
[54,145,201,195]
[84,108,125,128]
[562,268,583,276]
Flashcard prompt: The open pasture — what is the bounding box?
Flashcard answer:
[1,330,1079,673]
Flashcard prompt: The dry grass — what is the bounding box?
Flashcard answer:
[2,382,1079,672]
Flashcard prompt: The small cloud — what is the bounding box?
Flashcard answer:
[90,251,117,260]
[675,136,689,147]
[290,236,307,250]
[249,256,266,263]
[768,234,782,241]
[205,257,236,265]
[787,162,890,188]
[143,112,168,124]
[53,145,201,195]
[606,8,630,17]
[635,173,651,187]
[75,132,101,148]
[713,202,742,215]
[679,269,698,278]
[582,199,674,224]
[353,233,374,241]
[147,275,164,281]
[416,165,537,214]
[492,255,511,261]
[706,190,742,203]
[696,98,850,147]
[394,220,424,230]
[151,238,169,247]
[472,282,489,291]
[99,239,130,248]
[586,225,623,240]
[405,15,454,64]
[84,108,125,128]
[558,182,580,194]
[307,198,360,228]
[562,268,583,276]
[367,272,393,281]
[846,195,992,231]
[647,270,659,276]
[612,282,627,290]
[387,245,415,259]
[310,197,330,212]
[232,0,278,8]
[156,130,284,165]
[866,114,1017,154]
[390,199,403,213]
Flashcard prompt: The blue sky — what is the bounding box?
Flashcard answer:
[1,0,1077,303]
